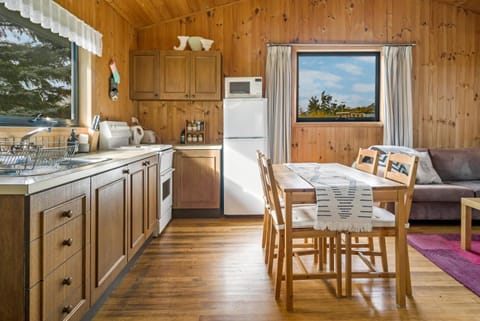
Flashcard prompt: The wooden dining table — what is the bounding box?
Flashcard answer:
[272,163,409,311]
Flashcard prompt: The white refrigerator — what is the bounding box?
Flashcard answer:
[223,98,268,215]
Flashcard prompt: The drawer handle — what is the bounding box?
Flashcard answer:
[62,210,73,218]
[143,160,151,166]
[63,305,73,314]
[123,169,130,174]
[63,276,73,286]
[63,238,73,247]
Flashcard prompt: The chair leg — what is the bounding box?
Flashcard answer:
[261,207,268,248]
[267,225,276,275]
[368,236,376,265]
[406,246,412,296]
[264,214,272,264]
[275,231,285,300]
[335,233,343,298]
[379,236,388,272]
[345,232,352,297]
[329,237,335,271]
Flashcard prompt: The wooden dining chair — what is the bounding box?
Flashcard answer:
[344,152,419,297]
[260,155,342,303]
[256,150,270,252]
[352,148,380,263]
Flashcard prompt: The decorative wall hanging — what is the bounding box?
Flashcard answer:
[109,59,120,100]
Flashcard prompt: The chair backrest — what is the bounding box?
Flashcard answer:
[256,150,269,207]
[260,155,285,226]
[383,153,419,220]
[356,148,379,175]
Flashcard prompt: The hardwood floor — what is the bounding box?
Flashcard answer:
[92,218,480,321]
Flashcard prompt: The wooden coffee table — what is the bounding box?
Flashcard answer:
[461,197,480,250]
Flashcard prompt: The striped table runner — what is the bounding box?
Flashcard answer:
[286,163,373,232]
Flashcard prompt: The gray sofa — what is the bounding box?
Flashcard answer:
[369,145,480,221]
[410,147,480,221]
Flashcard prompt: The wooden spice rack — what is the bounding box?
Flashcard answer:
[185,120,206,144]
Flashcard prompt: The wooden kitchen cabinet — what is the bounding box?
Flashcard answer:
[173,148,221,208]
[0,178,91,321]
[159,50,221,101]
[90,166,129,303]
[129,50,160,100]
[127,155,158,259]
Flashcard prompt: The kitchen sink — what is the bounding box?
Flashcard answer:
[0,157,111,176]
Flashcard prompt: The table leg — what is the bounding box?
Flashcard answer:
[285,192,294,311]
[461,202,472,251]
[395,189,407,308]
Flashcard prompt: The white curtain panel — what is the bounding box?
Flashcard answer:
[382,46,413,147]
[266,45,291,163]
[0,0,102,56]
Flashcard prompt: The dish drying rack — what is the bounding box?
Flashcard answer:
[0,138,75,172]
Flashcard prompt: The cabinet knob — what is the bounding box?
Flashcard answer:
[143,160,151,166]
[63,276,73,286]
[123,169,130,174]
[63,238,73,247]
[62,210,73,218]
[63,305,74,314]
[185,94,189,98]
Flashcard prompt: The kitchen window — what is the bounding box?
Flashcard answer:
[295,49,380,123]
[0,5,78,127]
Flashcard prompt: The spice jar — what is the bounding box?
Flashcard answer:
[192,134,198,142]
[187,134,192,143]
[198,133,204,142]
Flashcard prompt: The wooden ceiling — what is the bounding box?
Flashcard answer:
[104,0,244,29]
[105,0,480,30]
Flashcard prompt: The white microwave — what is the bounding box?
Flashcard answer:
[224,77,263,98]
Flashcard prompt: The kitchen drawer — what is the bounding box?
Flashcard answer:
[42,195,84,234]
[43,250,87,321]
[44,215,84,275]
[30,178,90,241]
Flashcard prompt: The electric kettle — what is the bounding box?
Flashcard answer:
[130,125,144,145]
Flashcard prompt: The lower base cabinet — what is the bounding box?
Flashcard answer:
[91,166,129,303]
[173,148,221,209]
[0,155,158,321]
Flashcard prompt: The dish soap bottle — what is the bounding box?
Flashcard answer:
[67,129,78,154]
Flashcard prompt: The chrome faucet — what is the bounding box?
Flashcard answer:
[19,127,52,146]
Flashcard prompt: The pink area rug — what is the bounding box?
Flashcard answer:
[407,233,480,296]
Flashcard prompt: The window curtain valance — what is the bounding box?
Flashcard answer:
[0,0,102,56]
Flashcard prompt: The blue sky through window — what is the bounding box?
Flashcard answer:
[298,52,378,114]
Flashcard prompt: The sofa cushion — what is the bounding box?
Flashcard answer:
[414,151,443,184]
[429,148,480,181]
[443,180,480,197]
[413,184,474,202]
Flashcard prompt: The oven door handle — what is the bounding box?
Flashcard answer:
[160,168,175,176]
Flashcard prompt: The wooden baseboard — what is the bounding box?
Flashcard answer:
[173,208,223,218]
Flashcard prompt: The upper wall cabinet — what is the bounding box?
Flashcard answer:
[159,50,221,101]
[129,50,160,100]
[130,50,221,101]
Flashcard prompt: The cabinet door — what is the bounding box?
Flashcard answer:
[91,167,128,302]
[127,161,146,259]
[190,51,221,101]
[173,149,221,208]
[145,156,159,236]
[130,50,160,100]
[159,50,190,100]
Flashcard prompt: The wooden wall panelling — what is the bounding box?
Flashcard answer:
[55,0,137,124]
[138,101,223,145]
[137,0,480,162]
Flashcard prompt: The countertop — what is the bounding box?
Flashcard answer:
[0,149,159,195]
[174,144,222,150]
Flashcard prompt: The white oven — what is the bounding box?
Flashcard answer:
[157,149,174,235]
